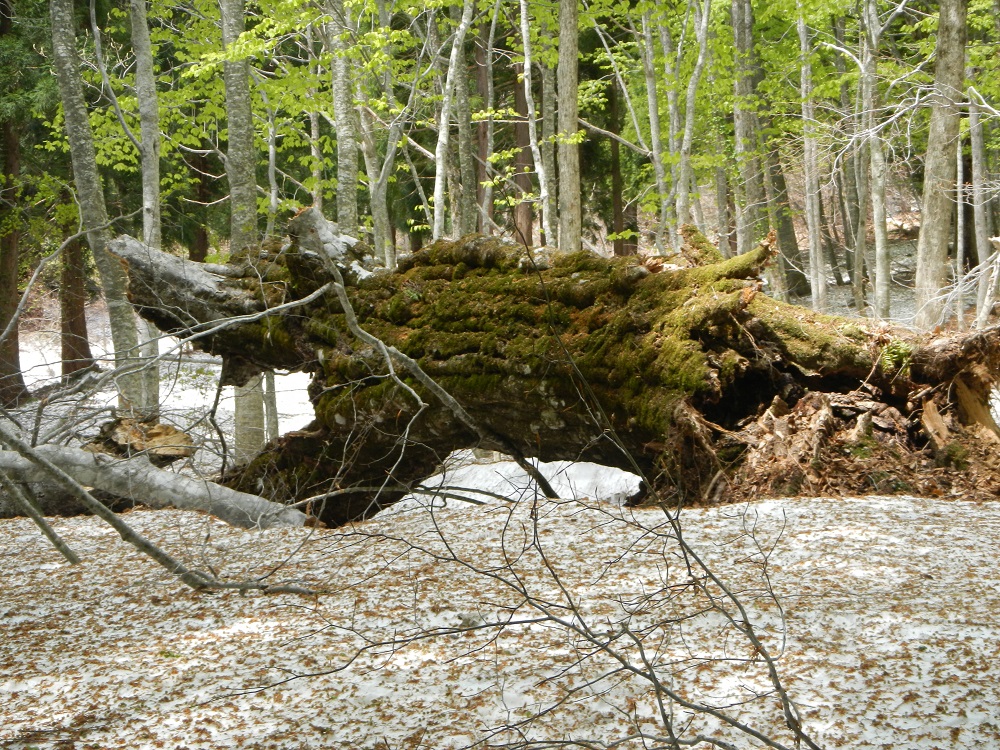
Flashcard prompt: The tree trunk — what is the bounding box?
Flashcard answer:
[971,97,994,328]
[327,0,360,237]
[0,443,306,528]
[0,117,27,406]
[639,10,669,252]
[118,217,1000,525]
[764,147,809,296]
[518,0,555,246]
[60,237,96,380]
[220,0,266,462]
[512,63,534,245]
[557,0,581,253]
[474,15,494,231]
[675,0,712,239]
[50,0,143,410]
[609,81,626,257]
[798,5,826,311]
[914,0,968,329]
[234,375,266,464]
[451,4,478,237]
[729,0,768,256]
[431,0,475,240]
[540,52,558,246]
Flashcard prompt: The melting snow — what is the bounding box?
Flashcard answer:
[2,493,1000,748]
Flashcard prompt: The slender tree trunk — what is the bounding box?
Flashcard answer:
[264,369,279,441]
[50,0,143,410]
[327,0,360,237]
[540,53,558,246]
[130,0,160,252]
[862,0,890,320]
[798,5,826,311]
[820,190,847,285]
[639,11,668,251]
[517,0,554,245]
[765,148,809,296]
[220,0,266,460]
[915,0,968,329]
[451,5,477,236]
[307,25,324,211]
[609,81,627,256]
[956,139,966,328]
[60,237,95,380]
[714,163,733,258]
[431,0,474,240]
[675,0,712,239]
[557,0,581,252]
[129,0,162,413]
[512,63,534,244]
[853,137,872,313]
[0,111,27,405]
[730,0,767,255]
[834,17,860,266]
[475,12,496,231]
[972,97,995,327]
[658,16,681,249]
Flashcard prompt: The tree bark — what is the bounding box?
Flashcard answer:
[730,0,767,256]
[0,117,27,406]
[797,5,826,311]
[512,62,534,245]
[675,0,712,240]
[639,10,669,252]
[0,444,306,528]
[557,0,581,252]
[60,237,96,380]
[327,0,360,237]
[914,0,968,329]
[431,0,475,240]
[117,216,1000,525]
[50,0,143,410]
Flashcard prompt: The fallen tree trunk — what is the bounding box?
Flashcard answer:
[0,444,307,528]
[112,216,1000,525]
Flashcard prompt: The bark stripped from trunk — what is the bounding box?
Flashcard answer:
[115,216,1000,526]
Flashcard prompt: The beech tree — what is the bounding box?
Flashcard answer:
[50,0,147,410]
[914,0,968,330]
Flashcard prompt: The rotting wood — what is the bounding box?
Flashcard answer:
[114,217,1000,525]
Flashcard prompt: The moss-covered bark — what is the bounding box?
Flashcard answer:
[117,225,1000,525]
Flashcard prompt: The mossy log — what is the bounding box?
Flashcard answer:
[114,217,1000,525]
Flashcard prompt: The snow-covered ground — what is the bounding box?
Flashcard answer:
[3,492,1000,748]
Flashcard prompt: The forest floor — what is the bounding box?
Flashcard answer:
[2,489,999,749]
